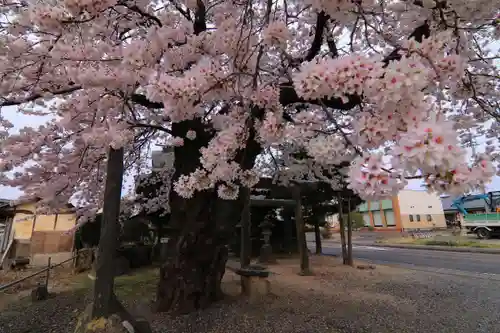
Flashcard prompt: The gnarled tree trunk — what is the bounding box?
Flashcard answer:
[156,118,258,313]
[156,191,233,313]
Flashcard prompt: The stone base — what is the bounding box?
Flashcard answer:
[235,266,271,303]
[241,276,271,302]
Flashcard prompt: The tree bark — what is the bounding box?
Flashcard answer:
[314,218,322,254]
[156,118,260,313]
[293,186,312,275]
[92,146,124,318]
[240,187,251,267]
[346,197,354,266]
[156,190,230,313]
[337,198,348,265]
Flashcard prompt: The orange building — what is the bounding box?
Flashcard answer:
[356,190,447,231]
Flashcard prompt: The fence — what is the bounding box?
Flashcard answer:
[0,248,91,293]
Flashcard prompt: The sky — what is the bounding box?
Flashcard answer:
[1,108,499,202]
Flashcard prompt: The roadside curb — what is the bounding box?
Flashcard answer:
[310,240,500,254]
[368,243,500,254]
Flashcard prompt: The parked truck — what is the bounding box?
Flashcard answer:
[452,191,500,239]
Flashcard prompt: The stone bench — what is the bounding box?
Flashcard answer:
[234,265,271,303]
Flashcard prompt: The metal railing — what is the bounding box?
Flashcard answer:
[0,248,92,293]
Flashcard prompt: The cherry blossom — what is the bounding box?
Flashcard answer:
[262,22,291,47]
[0,0,498,209]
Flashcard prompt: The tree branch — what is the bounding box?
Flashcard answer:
[304,12,329,62]
[2,21,430,119]
[0,86,81,107]
[117,1,163,27]
[129,94,163,109]
[280,21,430,109]
[193,0,206,35]
[127,121,173,135]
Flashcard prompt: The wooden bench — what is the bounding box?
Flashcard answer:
[234,265,270,303]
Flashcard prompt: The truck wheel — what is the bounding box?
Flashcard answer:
[476,228,491,239]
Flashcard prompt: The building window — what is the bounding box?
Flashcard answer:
[416,214,421,222]
[428,206,432,208]
[372,211,384,227]
[363,213,371,227]
[427,214,432,222]
[384,209,396,226]
[409,215,414,222]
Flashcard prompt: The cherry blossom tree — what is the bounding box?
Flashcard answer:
[1,0,499,313]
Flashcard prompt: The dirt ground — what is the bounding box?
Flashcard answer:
[1,255,499,333]
[0,264,79,292]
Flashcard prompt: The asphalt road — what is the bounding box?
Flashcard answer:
[315,243,500,276]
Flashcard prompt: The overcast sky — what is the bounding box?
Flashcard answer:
[1,108,499,201]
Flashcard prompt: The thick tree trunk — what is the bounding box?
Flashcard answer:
[337,199,348,265]
[346,197,354,266]
[314,218,322,254]
[156,191,230,313]
[293,186,312,275]
[239,187,252,267]
[156,118,260,313]
[92,147,124,318]
[283,216,294,253]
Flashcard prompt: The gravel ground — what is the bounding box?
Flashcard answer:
[1,255,500,333]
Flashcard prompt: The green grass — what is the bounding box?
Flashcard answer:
[0,268,159,313]
[71,267,159,298]
[73,267,159,300]
[114,268,158,301]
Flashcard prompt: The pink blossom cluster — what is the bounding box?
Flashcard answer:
[347,154,407,201]
[364,55,430,106]
[147,58,227,121]
[81,122,134,150]
[250,85,280,110]
[293,55,382,102]
[0,0,498,209]
[173,164,259,200]
[262,21,291,47]
[306,135,354,165]
[353,111,398,148]
[424,157,495,195]
[200,123,247,170]
[391,118,465,176]
[282,111,328,149]
[402,32,467,84]
[257,111,284,146]
[348,117,496,200]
